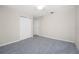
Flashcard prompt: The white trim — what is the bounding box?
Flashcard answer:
[0,36,33,47]
[38,34,74,43]
[0,35,74,47]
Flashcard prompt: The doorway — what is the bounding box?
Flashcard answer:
[20,16,33,40]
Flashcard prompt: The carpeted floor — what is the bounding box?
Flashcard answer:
[0,35,78,54]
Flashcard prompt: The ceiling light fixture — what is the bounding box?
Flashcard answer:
[36,5,45,10]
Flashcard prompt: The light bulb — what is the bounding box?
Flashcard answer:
[36,5,45,10]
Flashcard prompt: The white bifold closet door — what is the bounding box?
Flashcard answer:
[20,16,33,40]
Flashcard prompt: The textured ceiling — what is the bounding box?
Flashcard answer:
[1,5,75,18]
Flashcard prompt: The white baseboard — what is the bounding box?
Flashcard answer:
[38,34,74,43]
[0,34,74,47]
[0,36,33,47]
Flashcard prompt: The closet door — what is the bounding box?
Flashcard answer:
[20,16,33,40]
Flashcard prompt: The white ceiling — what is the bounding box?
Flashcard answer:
[2,5,75,18]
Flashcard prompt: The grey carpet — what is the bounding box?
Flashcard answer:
[0,35,78,54]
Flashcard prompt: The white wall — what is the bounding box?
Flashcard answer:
[0,6,33,46]
[0,5,77,47]
[75,6,79,50]
[38,6,76,42]
[33,18,41,35]
[33,19,37,35]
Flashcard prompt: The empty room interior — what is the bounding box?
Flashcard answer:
[0,5,79,54]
